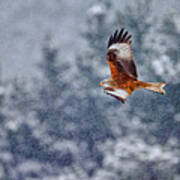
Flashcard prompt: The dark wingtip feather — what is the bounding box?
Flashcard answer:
[107,28,132,48]
[122,31,128,41]
[107,35,113,48]
[125,35,132,42]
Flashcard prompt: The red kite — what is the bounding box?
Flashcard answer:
[99,28,166,103]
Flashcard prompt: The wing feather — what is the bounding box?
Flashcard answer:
[104,87,130,103]
[117,28,124,42]
[107,29,138,80]
[125,35,132,42]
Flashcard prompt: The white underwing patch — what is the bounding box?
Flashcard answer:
[108,43,131,59]
[105,88,129,99]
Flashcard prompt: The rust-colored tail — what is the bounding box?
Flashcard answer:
[136,81,166,95]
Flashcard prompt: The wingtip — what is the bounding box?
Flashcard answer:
[107,28,132,48]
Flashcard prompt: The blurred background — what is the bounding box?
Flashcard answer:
[0,0,180,179]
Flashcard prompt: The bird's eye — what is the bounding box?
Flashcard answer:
[108,53,116,61]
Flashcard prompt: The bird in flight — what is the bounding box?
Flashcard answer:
[99,28,166,103]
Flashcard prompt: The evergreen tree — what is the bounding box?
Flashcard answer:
[75,1,113,139]
[158,14,180,145]
[72,1,115,175]
[35,34,71,139]
[116,0,155,79]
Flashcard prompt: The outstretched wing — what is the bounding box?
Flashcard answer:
[107,29,138,80]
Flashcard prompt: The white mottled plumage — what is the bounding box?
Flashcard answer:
[108,43,131,59]
[105,88,129,99]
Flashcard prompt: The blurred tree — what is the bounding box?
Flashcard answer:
[116,0,155,79]
[0,82,10,180]
[35,34,71,139]
[157,14,180,144]
[0,36,74,179]
[73,1,115,175]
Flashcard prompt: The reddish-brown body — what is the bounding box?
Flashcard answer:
[100,28,166,103]
[107,73,151,95]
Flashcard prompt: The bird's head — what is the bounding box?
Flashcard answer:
[107,49,119,62]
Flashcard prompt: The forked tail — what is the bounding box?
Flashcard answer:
[137,81,166,95]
